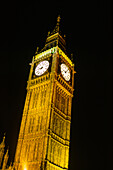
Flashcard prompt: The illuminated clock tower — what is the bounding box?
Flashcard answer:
[14,16,75,170]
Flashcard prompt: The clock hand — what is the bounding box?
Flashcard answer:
[65,69,68,73]
[39,66,43,69]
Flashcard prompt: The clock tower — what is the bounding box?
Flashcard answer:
[14,16,75,170]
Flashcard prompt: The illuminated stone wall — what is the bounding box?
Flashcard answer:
[14,82,52,170]
[14,47,75,170]
[13,15,75,169]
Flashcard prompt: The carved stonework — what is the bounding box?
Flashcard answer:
[13,17,75,170]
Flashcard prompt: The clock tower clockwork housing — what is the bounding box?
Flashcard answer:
[13,16,75,170]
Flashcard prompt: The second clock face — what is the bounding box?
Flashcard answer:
[61,63,71,81]
[35,60,49,76]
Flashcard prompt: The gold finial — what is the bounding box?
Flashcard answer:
[35,47,39,54]
[71,53,73,61]
[47,31,50,37]
[50,15,61,35]
[57,15,61,23]
[2,133,6,143]
[64,34,66,39]
[56,15,61,33]
[3,133,6,138]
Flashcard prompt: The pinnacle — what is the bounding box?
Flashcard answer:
[57,15,61,24]
[48,15,61,36]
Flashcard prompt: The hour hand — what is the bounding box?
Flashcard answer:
[39,66,43,69]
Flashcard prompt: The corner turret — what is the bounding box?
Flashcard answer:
[0,134,5,168]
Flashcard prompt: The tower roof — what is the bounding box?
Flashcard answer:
[49,15,61,35]
[36,16,67,55]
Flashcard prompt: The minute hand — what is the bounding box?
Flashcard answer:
[65,69,68,73]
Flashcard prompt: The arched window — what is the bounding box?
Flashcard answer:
[31,117,35,132]
[40,116,43,131]
[24,144,28,161]
[55,117,58,134]
[35,90,39,108]
[28,118,32,133]
[32,91,36,109]
[28,117,35,133]
[36,142,39,160]
[53,113,56,132]
[27,144,30,161]
[33,143,36,161]
[36,116,40,131]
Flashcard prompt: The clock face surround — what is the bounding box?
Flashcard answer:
[35,60,49,76]
[60,63,71,81]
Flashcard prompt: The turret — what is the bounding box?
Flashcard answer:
[0,134,5,168]
[2,149,9,170]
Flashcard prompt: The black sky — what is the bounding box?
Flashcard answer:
[0,0,112,170]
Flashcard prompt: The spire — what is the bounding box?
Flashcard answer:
[35,47,39,54]
[38,15,67,54]
[56,15,61,33]
[48,15,61,36]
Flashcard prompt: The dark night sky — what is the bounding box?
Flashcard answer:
[0,0,112,170]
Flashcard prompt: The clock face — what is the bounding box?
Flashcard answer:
[61,63,71,81]
[35,60,49,76]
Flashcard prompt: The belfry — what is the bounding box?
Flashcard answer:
[13,16,75,170]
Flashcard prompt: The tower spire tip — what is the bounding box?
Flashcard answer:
[57,15,61,23]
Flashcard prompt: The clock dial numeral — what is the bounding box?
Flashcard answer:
[35,60,49,76]
[61,64,71,81]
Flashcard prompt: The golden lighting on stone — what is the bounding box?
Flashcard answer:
[35,46,74,66]
[13,17,75,170]
[35,47,56,59]
[23,164,27,170]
